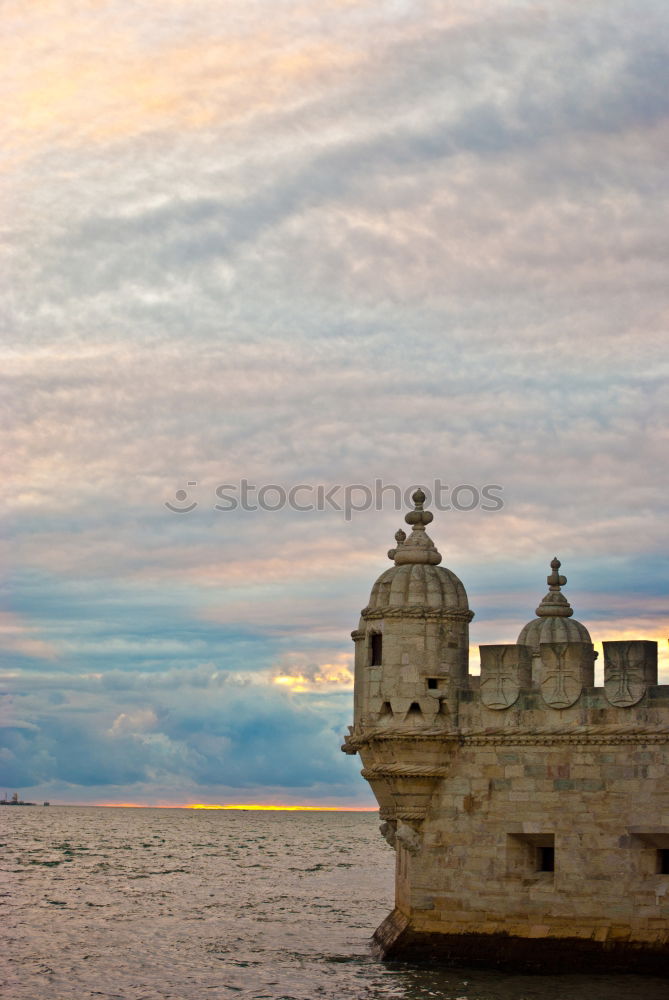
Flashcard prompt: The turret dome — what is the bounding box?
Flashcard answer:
[362,489,471,618]
[366,564,469,613]
[517,557,591,651]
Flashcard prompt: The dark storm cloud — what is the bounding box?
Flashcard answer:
[1,674,354,794]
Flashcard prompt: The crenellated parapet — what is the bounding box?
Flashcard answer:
[604,640,659,706]
[479,637,660,712]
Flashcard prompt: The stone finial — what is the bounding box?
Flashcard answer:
[387,528,407,561]
[392,489,442,566]
[547,557,567,590]
[404,488,434,528]
[535,556,573,618]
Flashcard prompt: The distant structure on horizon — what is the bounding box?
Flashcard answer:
[0,792,37,806]
[343,490,669,973]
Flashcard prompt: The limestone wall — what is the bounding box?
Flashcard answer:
[344,652,669,966]
[404,732,669,946]
[352,613,469,729]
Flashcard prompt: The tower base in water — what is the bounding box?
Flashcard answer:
[373,908,669,975]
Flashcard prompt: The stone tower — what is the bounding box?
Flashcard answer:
[343,493,669,973]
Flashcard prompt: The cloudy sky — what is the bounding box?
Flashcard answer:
[2,0,668,806]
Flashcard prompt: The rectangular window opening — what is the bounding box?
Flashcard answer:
[507,833,555,877]
[538,845,555,872]
[427,677,438,690]
[659,849,669,875]
[370,633,382,666]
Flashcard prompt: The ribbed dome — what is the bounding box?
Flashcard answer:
[517,557,591,650]
[518,615,591,650]
[366,562,469,612]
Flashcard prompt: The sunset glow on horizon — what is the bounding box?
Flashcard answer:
[93,802,377,811]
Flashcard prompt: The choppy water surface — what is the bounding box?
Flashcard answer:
[2,807,667,1000]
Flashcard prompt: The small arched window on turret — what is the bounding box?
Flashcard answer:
[370,633,383,666]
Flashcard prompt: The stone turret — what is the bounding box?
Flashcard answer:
[349,490,473,836]
[342,494,669,974]
[352,489,473,733]
[518,557,592,646]
[516,558,594,689]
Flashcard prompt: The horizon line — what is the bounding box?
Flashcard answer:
[54,802,379,811]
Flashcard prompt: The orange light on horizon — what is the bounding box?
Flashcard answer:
[95,802,156,808]
[186,803,374,811]
[92,801,376,811]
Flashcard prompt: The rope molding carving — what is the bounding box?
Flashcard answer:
[361,764,451,779]
[467,725,669,740]
[465,731,669,747]
[343,730,461,749]
[345,727,669,750]
[360,605,474,622]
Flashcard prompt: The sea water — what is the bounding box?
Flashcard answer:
[2,807,667,1000]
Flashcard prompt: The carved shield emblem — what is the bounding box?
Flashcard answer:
[480,645,531,710]
[539,642,593,709]
[604,640,658,707]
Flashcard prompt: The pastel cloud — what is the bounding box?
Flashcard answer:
[1,0,668,804]
[3,0,368,162]
[0,613,58,662]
